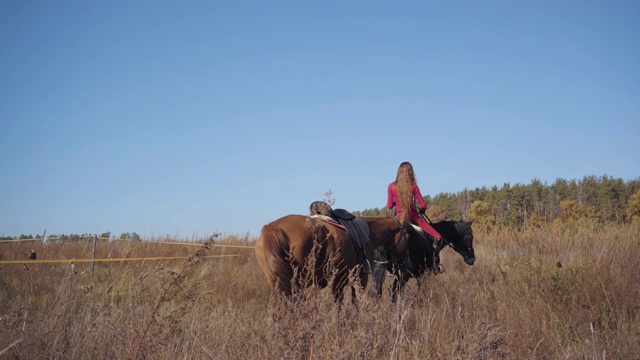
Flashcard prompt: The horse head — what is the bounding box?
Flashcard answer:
[439,220,476,265]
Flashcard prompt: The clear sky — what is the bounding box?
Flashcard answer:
[1,1,639,239]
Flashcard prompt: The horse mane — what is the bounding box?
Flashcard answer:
[453,220,471,233]
[432,220,469,236]
[259,223,294,295]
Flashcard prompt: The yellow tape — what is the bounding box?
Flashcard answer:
[0,239,41,243]
[0,254,253,265]
[155,241,254,248]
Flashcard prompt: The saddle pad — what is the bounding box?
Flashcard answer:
[310,215,348,232]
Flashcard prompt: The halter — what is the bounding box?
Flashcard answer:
[463,230,473,250]
[442,226,474,255]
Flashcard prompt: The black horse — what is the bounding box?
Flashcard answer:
[372,220,476,302]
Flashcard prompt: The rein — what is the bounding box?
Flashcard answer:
[419,212,455,250]
[441,236,455,250]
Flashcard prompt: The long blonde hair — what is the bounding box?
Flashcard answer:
[395,161,417,221]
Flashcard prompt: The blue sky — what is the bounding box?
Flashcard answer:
[1,1,638,239]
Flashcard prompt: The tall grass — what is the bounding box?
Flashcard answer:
[1,224,638,359]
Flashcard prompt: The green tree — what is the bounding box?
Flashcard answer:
[354,207,386,216]
[431,193,460,221]
[119,232,142,241]
[528,178,546,219]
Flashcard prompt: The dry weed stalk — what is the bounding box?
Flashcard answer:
[131,239,214,360]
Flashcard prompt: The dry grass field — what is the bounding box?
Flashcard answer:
[1,224,638,359]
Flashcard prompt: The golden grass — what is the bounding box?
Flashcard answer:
[1,224,638,359]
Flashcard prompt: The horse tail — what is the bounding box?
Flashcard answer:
[258,222,294,296]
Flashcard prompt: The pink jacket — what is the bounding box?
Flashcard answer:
[387,182,443,239]
[386,182,427,217]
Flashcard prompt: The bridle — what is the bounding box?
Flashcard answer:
[445,228,474,257]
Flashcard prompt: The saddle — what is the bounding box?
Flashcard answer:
[309,201,372,272]
[331,209,370,251]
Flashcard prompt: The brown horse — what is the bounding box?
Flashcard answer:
[255,214,414,300]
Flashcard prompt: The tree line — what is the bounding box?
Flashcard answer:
[0,232,141,241]
[3,175,639,240]
[353,175,640,230]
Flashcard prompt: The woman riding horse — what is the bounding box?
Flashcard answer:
[371,219,476,302]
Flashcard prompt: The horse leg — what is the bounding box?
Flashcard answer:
[354,269,369,302]
[371,264,386,299]
[390,276,400,303]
